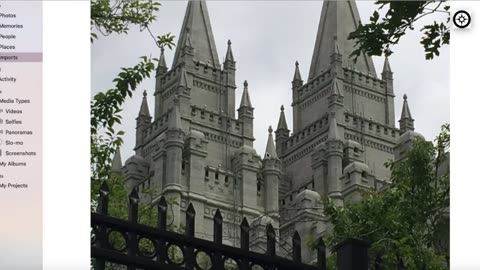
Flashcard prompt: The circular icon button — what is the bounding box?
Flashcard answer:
[454,10,471,29]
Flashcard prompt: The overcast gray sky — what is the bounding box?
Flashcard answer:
[92,1,449,161]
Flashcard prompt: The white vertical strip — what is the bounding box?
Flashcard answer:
[451,1,480,268]
[43,2,90,269]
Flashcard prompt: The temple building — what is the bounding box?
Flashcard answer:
[116,0,422,261]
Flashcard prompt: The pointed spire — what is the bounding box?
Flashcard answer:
[225,39,235,63]
[401,94,412,119]
[265,126,279,160]
[276,105,289,131]
[157,47,168,73]
[239,80,252,108]
[112,146,123,172]
[138,90,151,118]
[168,96,182,130]
[179,68,189,88]
[399,94,414,134]
[383,56,392,74]
[328,112,341,141]
[129,187,139,203]
[308,0,377,80]
[293,61,303,82]
[158,47,168,68]
[172,0,220,68]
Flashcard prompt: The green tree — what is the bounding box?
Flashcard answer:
[90,2,178,269]
[90,0,174,185]
[323,124,450,269]
[90,0,180,264]
[349,0,450,60]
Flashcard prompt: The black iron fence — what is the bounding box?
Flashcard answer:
[91,181,371,270]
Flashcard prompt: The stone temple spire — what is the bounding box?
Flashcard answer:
[238,80,254,147]
[172,0,220,68]
[224,39,236,71]
[292,61,303,89]
[157,47,168,73]
[276,105,289,131]
[265,126,278,160]
[239,80,252,108]
[225,40,235,63]
[111,146,123,173]
[293,61,302,82]
[135,90,152,151]
[138,90,151,118]
[383,56,392,74]
[275,105,290,157]
[308,0,377,80]
[399,94,414,134]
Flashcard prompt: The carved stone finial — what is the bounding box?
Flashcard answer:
[268,126,273,134]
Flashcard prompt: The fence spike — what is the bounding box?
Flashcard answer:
[185,203,196,269]
[97,181,109,215]
[156,196,168,264]
[157,196,167,231]
[318,237,325,248]
[240,217,250,251]
[212,209,223,269]
[292,231,301,263]
[186,203,196,238]
[127,187,140,270]
[100,180,109,194]
[213,209,223,245]
[95,181,109,270]
[266,223,276,256]
[317,237,326,270]
[129,187,139,202]
[128,187,139,223]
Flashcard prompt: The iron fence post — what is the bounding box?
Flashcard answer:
[94,181,109,270]
[335,238,369,270]
[127,188,139,270]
